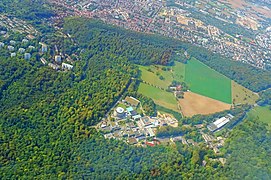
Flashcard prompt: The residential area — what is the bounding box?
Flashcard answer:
[50,0,271,69]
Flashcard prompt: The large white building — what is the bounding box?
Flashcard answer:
[114,107,125,119]
[207,114,234,132]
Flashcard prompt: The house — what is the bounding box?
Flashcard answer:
[39,42,48,53]
[18,48,25,53]
[62,63,73,70]
[22,39,29,44]
[0,42,4,48]
[10,52,16,57]
[24,53,31,60]
[40,58,47,65]
[10,40,16,45]
[48,63,60,70]
[7,46,14,51]
[55,55,62,63]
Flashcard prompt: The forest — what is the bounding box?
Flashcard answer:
[0,12,271,179]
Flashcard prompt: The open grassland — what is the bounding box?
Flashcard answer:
[138,83,179,112]
[138,65,173,89]
[172,61,186,82]
[247,106,271,130]
[185,58,232,104]
[232,81,259,105]
[179,92,231,117]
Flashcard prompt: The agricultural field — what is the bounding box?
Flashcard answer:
[232,81,259,105]
[138,83,179,112]
[179,92,231,117]
[247,106,271,130]
[185,58,232,104]
[138,65,173,89]
[172,61,186,82]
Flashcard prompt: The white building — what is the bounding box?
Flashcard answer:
[24,53,31,60]
[55,55,62,63]
[18,48,25,53]
[10,52,16,57]
[62,63,73,70]
[22,39,29,44]
[0,42,4,48]
[7,46,14,51]
[10,40,16,45]
[114,107,125,119]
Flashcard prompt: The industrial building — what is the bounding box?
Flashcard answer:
[207,114,234,132]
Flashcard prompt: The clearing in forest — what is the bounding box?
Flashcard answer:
[138,83,179,112]
[179,91,231,117]
[185,58,232,104]
[232,81,259,105]
[247,106,271,130]
[138,65,173,89]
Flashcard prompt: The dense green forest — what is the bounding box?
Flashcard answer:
[222,119,271,179]
[0,12,271,179]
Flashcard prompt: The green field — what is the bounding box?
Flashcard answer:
[138,65,173,89]
[185,58,232,104]
[232,81,259,105]
[172,61,186,82]
[138,83,179,112]
[247,106,271,130]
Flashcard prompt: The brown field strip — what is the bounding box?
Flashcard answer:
[179,92,231,117]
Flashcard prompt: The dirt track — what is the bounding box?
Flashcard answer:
[179,92,231,117]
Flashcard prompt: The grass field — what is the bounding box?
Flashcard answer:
[172,61,186,82]
[185,58,232,104]
[247,106,271,130]
[138,83,179,112]
[138,65,173,89]
[232,81,259,105]
[179,92,231,117]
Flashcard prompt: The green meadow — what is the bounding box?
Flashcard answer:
[247,106,271,130]
[172,61,186,82]
[138,65,173,89]
[138,83,179,112]
[185,58,232,104]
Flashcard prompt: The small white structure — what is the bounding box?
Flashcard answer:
[55,55,62,63]
[22,39,29,44]
[10,40,16,45]
[48,63,60,70]
[24,53,31,60]
[0,31,6,35]
[40,58,47,65]
[10,52,16,57]
[62,63,73,70]
[114,107,125,119]
[39,42,48,53]
[0,42,4,48]
[7,46,14,51]
[28,45,35,50]
[18,48,25,53]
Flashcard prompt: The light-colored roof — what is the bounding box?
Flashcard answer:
[116,107,124,114]
[213,117,230,129]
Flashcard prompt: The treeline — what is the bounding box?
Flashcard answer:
[63,17,180,65]
[0,0,54,20]
[258,89,271,106]
[71,133,224,179]
[222,119,271,179]
[186,46,271,92]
